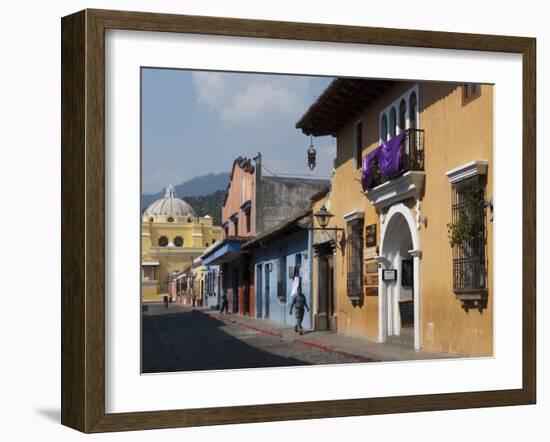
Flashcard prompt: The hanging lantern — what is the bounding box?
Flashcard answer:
[307,135,316,170]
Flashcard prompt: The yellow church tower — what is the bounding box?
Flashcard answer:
[141,185,222,302]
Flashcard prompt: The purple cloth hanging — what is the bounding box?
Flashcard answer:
[379,131,406,178]
[361,147,381,191]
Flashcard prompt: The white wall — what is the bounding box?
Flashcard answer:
[0,0,546,440]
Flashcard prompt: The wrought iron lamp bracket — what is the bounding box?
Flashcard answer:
[310,227,345,250]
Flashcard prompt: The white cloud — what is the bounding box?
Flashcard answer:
[192,72,230,110]
[192,72,310,125]
[221,83,302,124]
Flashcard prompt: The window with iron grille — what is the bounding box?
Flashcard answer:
[449,175,487,292]
[346,219,364,299]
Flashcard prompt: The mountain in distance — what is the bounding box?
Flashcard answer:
[183,190,226,226]
[141,172,230,225]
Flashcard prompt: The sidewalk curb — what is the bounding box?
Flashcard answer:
[293,339,378,362]
[293,339,333,352]
[331,350,378,363]
[200,309,378,363]
[201,310,283,338]
[237,322,283,337]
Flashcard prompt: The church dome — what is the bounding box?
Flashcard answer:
[144,185,196,217]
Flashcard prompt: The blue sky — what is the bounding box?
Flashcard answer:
[141,68,336,194]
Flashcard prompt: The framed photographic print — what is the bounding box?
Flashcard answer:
[61,9,536,433]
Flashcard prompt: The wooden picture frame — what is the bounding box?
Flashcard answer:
[61,9,536,433]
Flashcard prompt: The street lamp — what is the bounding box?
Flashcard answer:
[314,205,334,229]
[311,205,344,250]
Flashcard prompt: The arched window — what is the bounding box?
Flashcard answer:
[463,83,481,104]
[158,236,168,247]
[381,114,388,142]
[389,107,397,138]
[409,92,417,130]
[399,99,407,134]
[174,236,183,247]
[409,92,418,154]
[167,216,174,223]
[148,217,154,223]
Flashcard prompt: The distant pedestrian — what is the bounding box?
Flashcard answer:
[220,292,229,314]
[163,295,169,309]
[290,292,309,335]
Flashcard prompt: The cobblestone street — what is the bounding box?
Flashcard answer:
[142,303,365,373]
[142,303,453,373]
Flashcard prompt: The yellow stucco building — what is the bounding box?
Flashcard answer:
[300,80,493,357]
[141,185,222,302]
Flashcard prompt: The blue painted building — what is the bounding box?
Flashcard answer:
[200,237,252,314]
[243,212,314,330]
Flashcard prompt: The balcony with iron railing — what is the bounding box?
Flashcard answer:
[364,129,426,211]
[368,129,425,189]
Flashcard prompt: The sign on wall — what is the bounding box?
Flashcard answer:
[364,287,378,296]
[382,269,397,281]
[365,273,379,286]
[365,224,377,247]
[365,262,378,273]
[364,246,378,260]
[364,259,379,296]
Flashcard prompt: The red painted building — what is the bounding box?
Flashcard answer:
[200,157,257,315]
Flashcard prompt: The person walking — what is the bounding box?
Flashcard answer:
[290,291,309,335]
[220,292,229,314]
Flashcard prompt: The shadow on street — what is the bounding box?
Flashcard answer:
[142,308,312,373]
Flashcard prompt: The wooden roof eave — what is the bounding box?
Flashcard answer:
[296,78,394,137]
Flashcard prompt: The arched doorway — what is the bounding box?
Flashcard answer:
[379,203,421,349]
